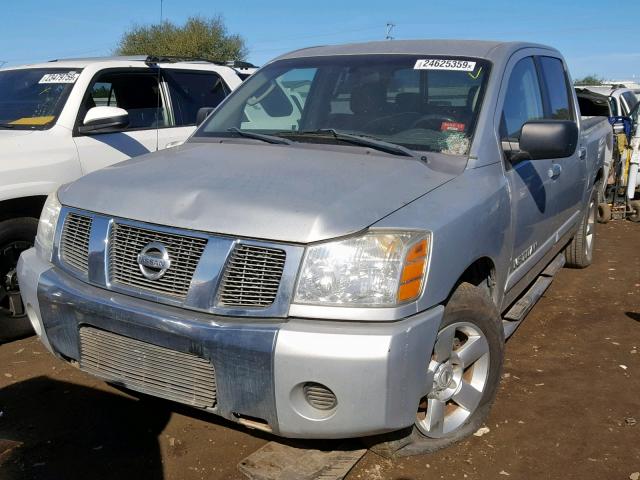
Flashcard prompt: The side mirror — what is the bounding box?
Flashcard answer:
[519,120,578,160]
[79,106,129,133]
[196,107,215,126]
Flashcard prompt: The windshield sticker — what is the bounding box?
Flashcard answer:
[414,59,476,72]
[441,121,466,132]
[38,71,80,84]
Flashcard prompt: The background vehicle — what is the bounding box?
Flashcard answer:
[19,40,610,456]
[576,86,640,220]
[0,56,253,340]
[575,85,638,117]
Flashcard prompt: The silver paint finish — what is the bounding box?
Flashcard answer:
[57,142,458,244]
[16,40,611,440]
[18,251,444,438]
[273,307,443,438]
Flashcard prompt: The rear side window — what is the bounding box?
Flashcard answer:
[164,70,229,126]
[538,57,573,120]
[501,57,544,141]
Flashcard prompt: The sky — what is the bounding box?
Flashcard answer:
[2,0,639,80]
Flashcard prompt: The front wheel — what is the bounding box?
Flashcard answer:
[371,283,504,457]
[0,218,38,342]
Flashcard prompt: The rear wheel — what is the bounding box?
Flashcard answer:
[597,203,611,224]
[565,189,597,268]
[0,218,38,342]
[371,283,504,457]
[629,200,640,223]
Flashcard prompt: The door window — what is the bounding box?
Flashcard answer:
[83,71,169,130]
[501,57,544,141]
[538,56,573,120]
[163,70,228,126]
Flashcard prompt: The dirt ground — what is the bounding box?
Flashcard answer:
[1,221,638,480]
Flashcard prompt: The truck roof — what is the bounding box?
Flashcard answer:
[274,39,557,63]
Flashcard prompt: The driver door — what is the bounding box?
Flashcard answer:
[499,55,558,291]
[73,70,170,174]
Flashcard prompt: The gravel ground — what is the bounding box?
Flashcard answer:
[1,221,638,480]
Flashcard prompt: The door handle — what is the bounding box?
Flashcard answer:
[579,147,587,160]
[548,163,562,179]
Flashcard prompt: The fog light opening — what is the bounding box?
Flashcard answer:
[303,382,338,411]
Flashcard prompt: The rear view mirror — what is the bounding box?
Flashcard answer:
[79,106,129,133]
[519,120,578,160]
[196,107,215,126]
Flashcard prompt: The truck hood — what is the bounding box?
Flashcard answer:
[59,141,459,243]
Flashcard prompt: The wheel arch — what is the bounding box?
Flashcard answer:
[449,256,497,304]
[0,196,48,223]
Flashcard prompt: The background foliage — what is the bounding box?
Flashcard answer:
[115,16,247,61]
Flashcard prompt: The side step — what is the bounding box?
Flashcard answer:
[502,252,565,338]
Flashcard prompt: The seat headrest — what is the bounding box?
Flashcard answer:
[350,82,387,115]
[395,92,421,112]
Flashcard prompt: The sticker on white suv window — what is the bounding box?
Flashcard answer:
[414,59,477,72]
[39,72,80,84]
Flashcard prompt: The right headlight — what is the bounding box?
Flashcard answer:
[293,230,431,307]
[36,191,62,260]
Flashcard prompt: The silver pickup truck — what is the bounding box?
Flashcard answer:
[17,40,611,455]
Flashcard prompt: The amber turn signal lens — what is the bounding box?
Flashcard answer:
[397,239,429,302]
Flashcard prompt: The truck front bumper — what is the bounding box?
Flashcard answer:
[18,248,443,439]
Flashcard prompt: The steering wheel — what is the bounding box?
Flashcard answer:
[410,114,456,131]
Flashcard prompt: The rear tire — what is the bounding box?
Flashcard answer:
[629,200,640,223]
[565,189,597,268]
[597,203,611,224]
[370,283,504,457]
[0,217,38,343]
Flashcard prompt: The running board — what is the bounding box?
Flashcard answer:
[502,253,565,338]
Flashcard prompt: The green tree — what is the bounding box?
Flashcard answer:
[115,16,247,62]
[573,75,604,86]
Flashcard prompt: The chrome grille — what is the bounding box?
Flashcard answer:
[79,327,216,408]
[60,213,93,272]
[218,244,286,307]
[303,382,337,410]
[108,223,207,299]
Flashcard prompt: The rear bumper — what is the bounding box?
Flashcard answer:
[18,247,443,439]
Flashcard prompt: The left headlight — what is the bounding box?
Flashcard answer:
[36,191,62,260]
[294,230,431,307]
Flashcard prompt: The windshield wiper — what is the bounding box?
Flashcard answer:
[227,127,293,145]
[281,129,417,158]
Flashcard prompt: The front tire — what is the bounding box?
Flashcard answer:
[371,283,504,457]
[0,217,38,342]
[565,189,597,268]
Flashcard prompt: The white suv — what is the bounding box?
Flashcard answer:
[0,55,252,339]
